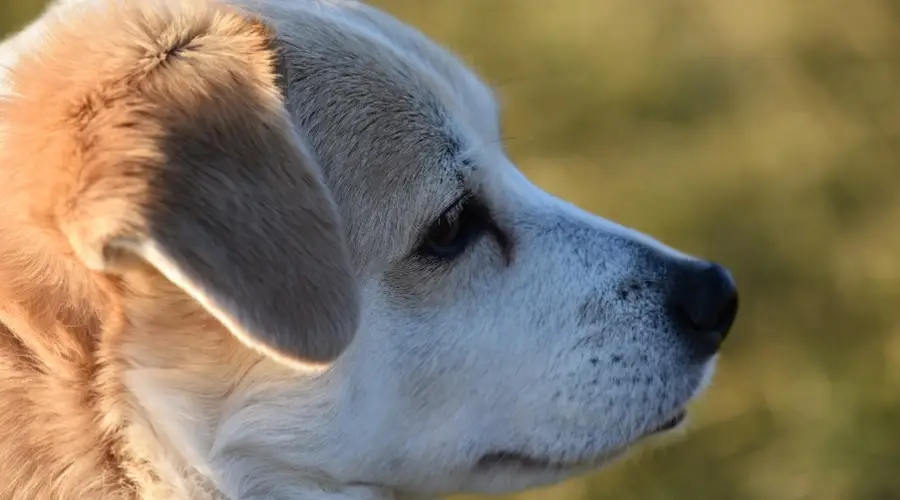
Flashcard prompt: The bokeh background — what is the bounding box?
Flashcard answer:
[3,0,899,499]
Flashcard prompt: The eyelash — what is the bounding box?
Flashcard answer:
[414,194,486,261]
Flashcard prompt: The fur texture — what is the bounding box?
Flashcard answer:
[0,0,738,499]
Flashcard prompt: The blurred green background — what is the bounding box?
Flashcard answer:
[3,0,899,499]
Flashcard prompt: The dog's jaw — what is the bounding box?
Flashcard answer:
[118,317,408,500]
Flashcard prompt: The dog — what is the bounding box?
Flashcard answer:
[0,0,739,498]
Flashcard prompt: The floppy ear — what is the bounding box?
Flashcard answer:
[1,0,358,365]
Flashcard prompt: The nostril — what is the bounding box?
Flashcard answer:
[669,261,739,349]
[714,288,739,339]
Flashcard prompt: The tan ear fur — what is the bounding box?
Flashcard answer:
[0,0,359,366]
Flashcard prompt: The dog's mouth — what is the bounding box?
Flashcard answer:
[645,409,688,435]
[475,410,687,471]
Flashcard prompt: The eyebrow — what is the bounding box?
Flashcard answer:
[416,151,471,229]
[425,175,467,224]
[414,128,478,224]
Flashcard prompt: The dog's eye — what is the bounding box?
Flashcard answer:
[417,195,482,260]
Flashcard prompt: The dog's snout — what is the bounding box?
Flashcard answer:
[667,260,738,355]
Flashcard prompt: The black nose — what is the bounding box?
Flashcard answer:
[667,260,739,356]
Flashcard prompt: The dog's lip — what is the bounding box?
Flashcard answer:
[474,450,610,471]
[644,409,687,435]
[475,410,688,471]
[476,452,558,469]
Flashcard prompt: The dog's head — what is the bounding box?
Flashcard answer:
[0,0,737,498]
[259,1,738,494]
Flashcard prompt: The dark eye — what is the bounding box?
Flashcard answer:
[416,195,483,260]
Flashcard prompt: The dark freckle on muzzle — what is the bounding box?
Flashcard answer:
[616,281,646,301]
[576,293,606,328]
[576,278,660,329]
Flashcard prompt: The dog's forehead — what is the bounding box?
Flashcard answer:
[264,0,498,269]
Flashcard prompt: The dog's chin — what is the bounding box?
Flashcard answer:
[345,412,690,497]
[473,410,688,475]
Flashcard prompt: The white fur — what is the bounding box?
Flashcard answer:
[0,1,724,499]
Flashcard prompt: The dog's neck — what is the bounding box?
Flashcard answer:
[0,228,429,500]
[0,222,142,498]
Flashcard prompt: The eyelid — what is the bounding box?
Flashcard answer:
[440,193,471,222]
[414,192,471,249]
